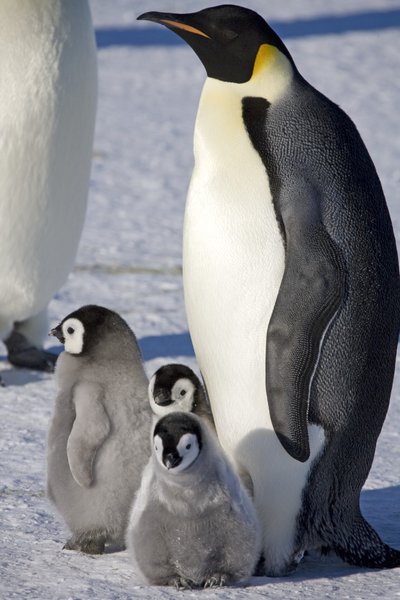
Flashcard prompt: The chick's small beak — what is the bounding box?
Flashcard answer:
[163,452,182,470]
[49,326,65,344]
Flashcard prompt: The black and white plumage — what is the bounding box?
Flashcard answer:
[138,5,400,575]
[148,364,214,429]
[127,412,261,588]
[47,305,151,554]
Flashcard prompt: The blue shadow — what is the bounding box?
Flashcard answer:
[138,332,194,361]
[360,485,400,549]
[95,8,400,48]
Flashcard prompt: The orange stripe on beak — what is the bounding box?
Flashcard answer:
[160,19,211,39]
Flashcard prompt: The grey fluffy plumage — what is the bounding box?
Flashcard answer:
[47,305,152,553]
[127,412,261,588]
[148,363,254,497]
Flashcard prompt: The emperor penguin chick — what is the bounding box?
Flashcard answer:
[149,364,214,429]
[127,412,261,589]
[149,363,254,496]
[47,305,151,554]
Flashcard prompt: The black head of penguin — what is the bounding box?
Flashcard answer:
[138,5,295,84]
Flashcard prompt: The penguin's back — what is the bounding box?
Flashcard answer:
[48,351,151,540]
[243,77,399,431]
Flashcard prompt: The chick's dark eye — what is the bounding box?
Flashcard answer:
[67,327,75,335]
[186,443,192,450]
[180,390,186,397]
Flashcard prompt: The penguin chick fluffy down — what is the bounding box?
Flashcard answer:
[127,412,261,588]
[148,363,254,496]
[47,305,152,554]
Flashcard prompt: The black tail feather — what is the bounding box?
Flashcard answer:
[332,515,400,569]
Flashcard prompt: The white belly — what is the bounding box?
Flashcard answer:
[0,1,97,333]
[183,77,325,573]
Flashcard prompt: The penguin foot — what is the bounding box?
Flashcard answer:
[63,535,105,555]
[171,577,193,590]
[263,550,304,577]
[4,331,57,372]
[203,575,226,588]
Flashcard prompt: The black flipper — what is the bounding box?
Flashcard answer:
[265,181,346,462]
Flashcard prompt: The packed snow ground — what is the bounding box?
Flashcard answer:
[1,0,400,598]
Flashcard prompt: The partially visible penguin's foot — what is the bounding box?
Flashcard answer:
[204,574,227,588]
[264,550,304,577]
[171,577,193,590]
[63,536,105,555]
[4,331,57,372]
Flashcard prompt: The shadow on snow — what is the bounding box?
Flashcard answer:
[138,332,194,361]
[95,8,400,48]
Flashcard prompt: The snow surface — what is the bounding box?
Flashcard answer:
[1,0,400,598]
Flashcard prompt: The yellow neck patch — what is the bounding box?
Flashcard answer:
[251,44,278,79]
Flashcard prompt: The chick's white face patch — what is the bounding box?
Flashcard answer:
[153,432,200,474]
[171,378,196,412]
[153,434,164,466]
[62,318,85,354]
[173,433,200,473]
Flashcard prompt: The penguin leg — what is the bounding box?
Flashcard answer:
[297,430,400,569]
[4,309,57,371]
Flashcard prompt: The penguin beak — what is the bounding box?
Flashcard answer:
[137,11,211,40]
[49,326,65,344]
[163,452,182,470]
[153,390,173,407]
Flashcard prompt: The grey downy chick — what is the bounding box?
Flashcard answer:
[47,305,152,554]
[149,363,254,496]
[127,412,261,589]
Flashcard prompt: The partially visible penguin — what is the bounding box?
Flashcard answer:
[149,363,254,495]
[138,6,400,575]
[127,412,261,588]
[0,1,97,372]
[149,363,214,429]
[47,305,151,553]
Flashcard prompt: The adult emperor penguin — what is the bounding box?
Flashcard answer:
[0,1,97,372]
[127,412,261,588]
[138,5,400,574]
[47,305,152,553]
